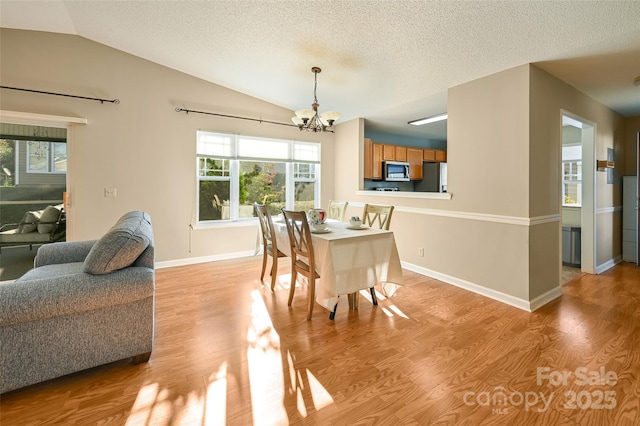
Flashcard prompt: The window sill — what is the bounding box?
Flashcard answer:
[356,190,452,200]
[191,219,257,230]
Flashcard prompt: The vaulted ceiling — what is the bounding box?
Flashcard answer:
[1,0,639,140]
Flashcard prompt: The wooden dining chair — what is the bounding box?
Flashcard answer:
[362,203,395,230]
[254,203,286,292]
[281,209,319,320]
[327,200,349,221]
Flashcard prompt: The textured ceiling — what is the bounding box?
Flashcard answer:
[1,0,640,140]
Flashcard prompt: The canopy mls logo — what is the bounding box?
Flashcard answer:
[462,366,618,414]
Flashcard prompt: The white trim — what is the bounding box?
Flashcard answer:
[401,261,534,311]
[529,286,563,311]
[155,250,255,269]
[190,219,258,231]
[596,206,622,215]
[0,199,63,205]
[0,110,87,127]
[349,201,560,226]
[595,255,622,274]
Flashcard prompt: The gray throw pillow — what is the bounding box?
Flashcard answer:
[37,205,62,233]
[19,211,42,233]
[83,213,152,275]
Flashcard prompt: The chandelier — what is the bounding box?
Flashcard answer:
[292,67,340,132]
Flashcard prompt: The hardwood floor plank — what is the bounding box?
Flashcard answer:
[1,258,639,425]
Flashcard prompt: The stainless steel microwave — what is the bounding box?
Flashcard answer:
[383,161,410,181]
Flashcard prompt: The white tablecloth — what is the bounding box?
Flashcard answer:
[272,219,404,311]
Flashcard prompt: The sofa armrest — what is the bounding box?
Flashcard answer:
[34,240,98,267]
[1,266,154,326]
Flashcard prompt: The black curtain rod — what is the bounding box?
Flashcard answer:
[175,106,296,128]
[0,85,120,104]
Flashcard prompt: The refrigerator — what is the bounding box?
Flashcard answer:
[415,162,447,193]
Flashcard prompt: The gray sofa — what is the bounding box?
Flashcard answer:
[0,204,66,251]
[0,211,155,394]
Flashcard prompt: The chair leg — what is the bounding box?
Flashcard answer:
[370,287,378,306]
[288,268,297,306]
[307,274,316,321]
[270,257,278,292]
[348,292,358,309]
[260,251,268,281]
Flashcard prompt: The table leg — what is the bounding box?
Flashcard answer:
[329,302,339,320]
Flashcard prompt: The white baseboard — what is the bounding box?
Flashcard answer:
[401,261,561,312]
[529,286,563,311]
[595,255,623,274]
[156,250,255,269]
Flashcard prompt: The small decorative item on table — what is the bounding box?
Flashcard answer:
[308,209,328,232]
[307,208,326,225]
[349,216,363,228]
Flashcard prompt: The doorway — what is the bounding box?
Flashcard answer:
[560,112,596,283]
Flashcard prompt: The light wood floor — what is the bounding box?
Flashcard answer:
[1,258,639,425]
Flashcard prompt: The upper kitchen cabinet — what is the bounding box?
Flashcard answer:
[364,138,383,179]
[407,148,423,180]
[423,148,447,162]
[395,146,407,162]
[383,144,395,161]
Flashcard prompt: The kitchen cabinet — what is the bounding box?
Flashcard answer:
[364,138,373,179]
[372,143,383,179]
[364,138,384,179]
[383,144,395,161]
[407,148,423,180]
[423,149,436,162]
[424,149,447,162]
[364,139,445,181]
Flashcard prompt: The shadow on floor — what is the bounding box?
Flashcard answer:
[0,245,40,282]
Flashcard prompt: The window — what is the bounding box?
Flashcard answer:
[196,131,320,222]
[562,144,582,207]
[26,141,67,173]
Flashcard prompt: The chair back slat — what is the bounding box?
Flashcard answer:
[255,203,276,246]
[362,204,395,230]
[282,210,314,262]
[327,200,349,221]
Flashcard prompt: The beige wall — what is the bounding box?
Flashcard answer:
[0,29,334,263]
[529,65,626,281]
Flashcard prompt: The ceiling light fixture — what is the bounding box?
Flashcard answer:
[408,113,448,126]
[292,67,340,132]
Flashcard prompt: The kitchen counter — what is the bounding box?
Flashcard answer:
[356,190,452,200]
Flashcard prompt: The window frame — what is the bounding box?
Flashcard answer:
[562,159,582,207]
[196,131,321,224]
[26,141,67,174]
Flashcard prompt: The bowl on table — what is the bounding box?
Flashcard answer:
[349,216,363,228]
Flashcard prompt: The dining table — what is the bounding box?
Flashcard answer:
[271,218,404,314]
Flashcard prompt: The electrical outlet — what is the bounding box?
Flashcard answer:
[418,247,424,257]
[104,188,117,198]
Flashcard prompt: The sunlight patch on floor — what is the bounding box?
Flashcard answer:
[247,290,287,425]
[205,363,228,425]
[306,369,334,410]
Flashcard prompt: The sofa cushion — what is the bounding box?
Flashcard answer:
[37,204,63,234]
[83,211,152,275]
[18,210,42,233]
